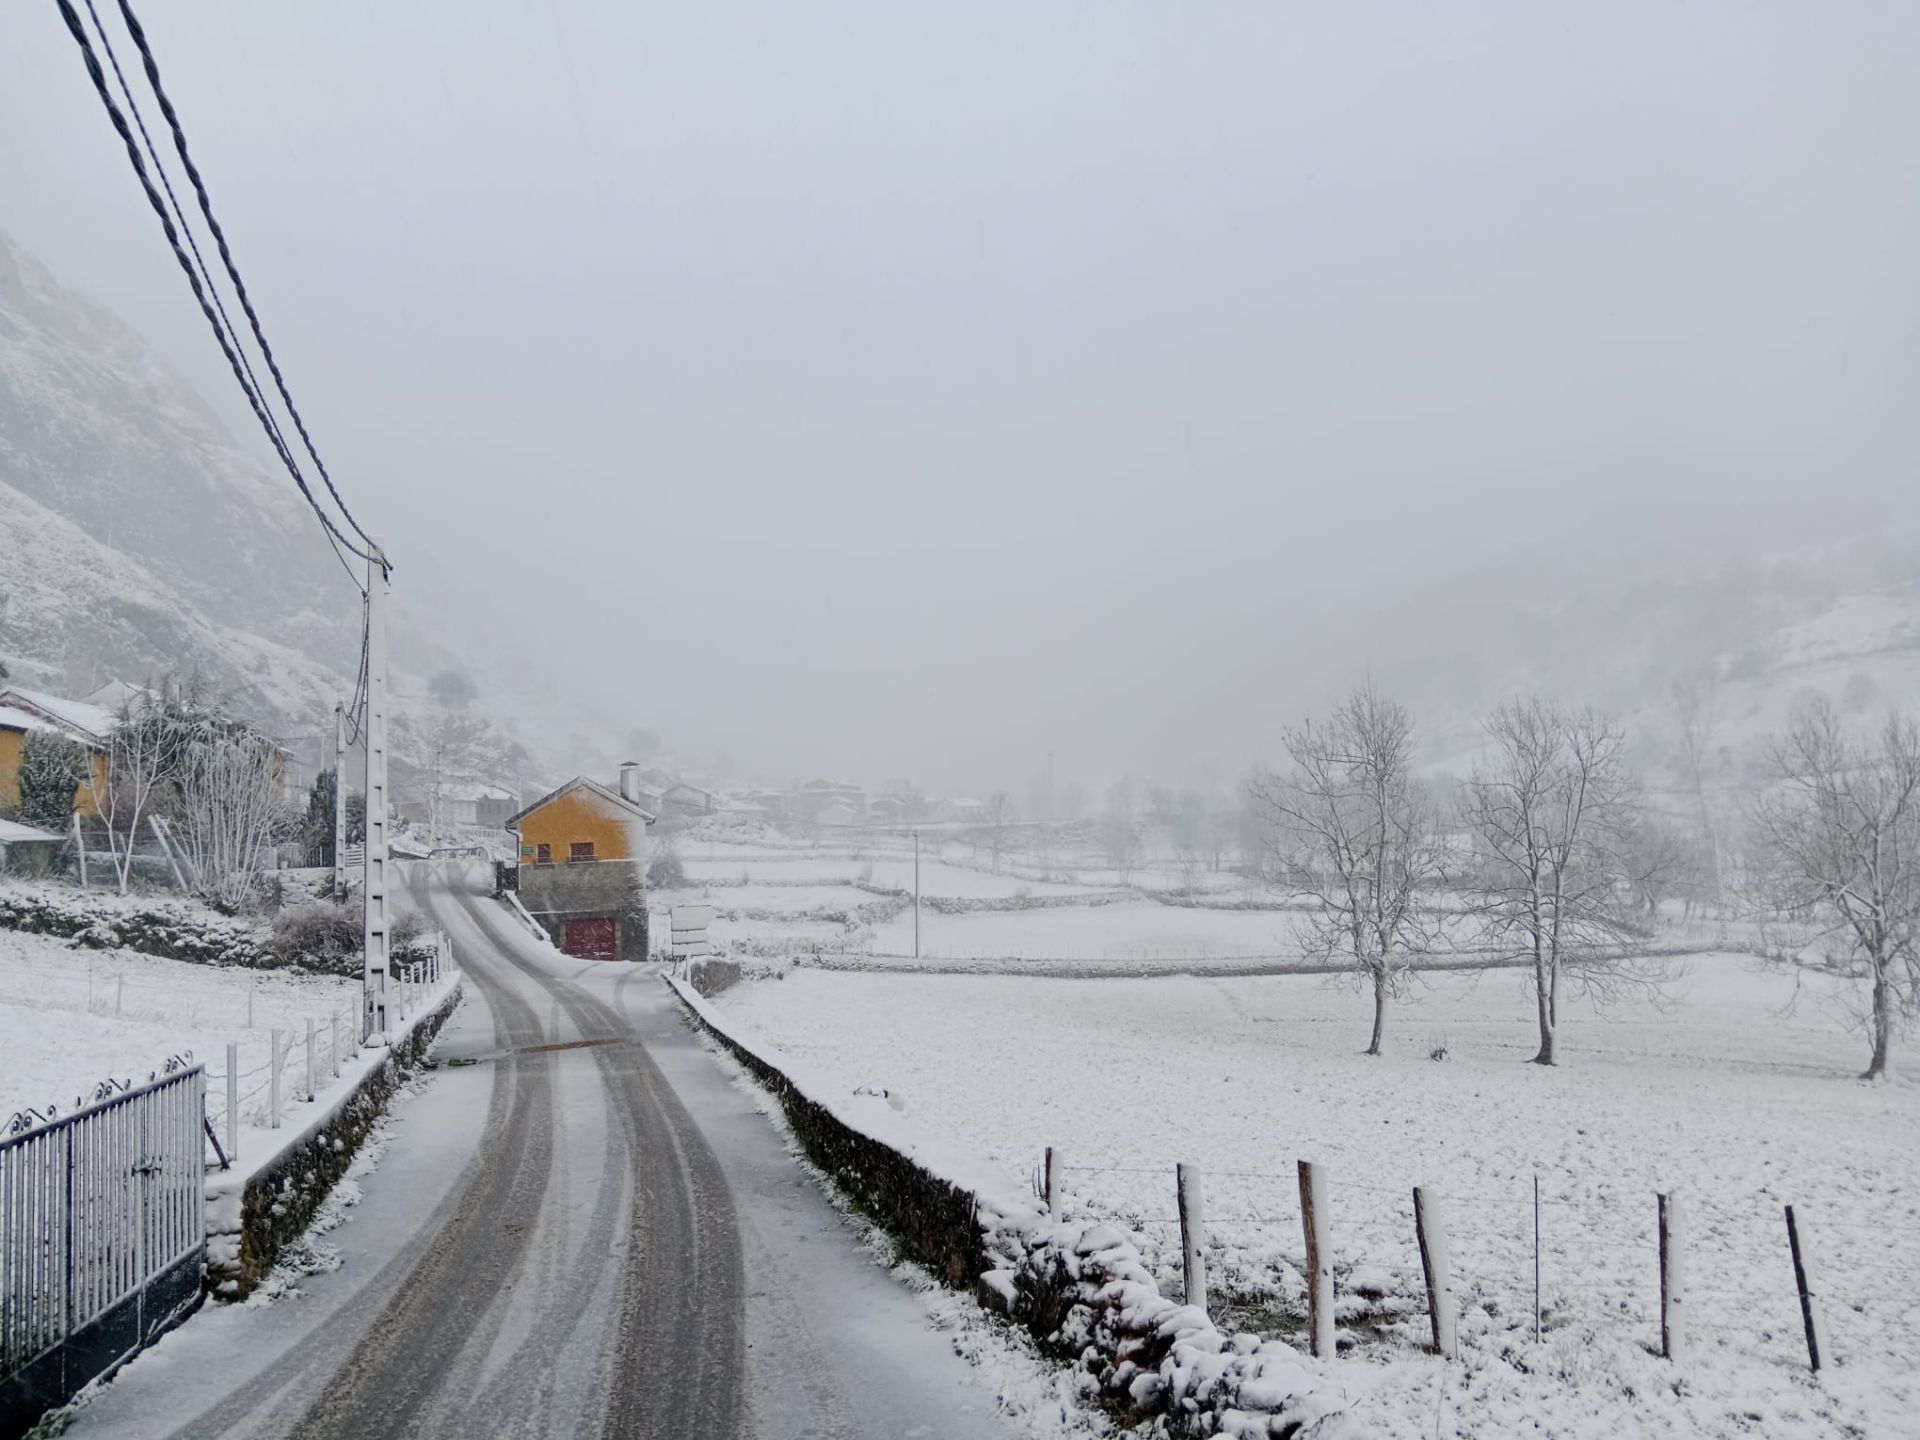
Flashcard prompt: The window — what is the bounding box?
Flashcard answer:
[569,841,596,863]
[535,843,551,865]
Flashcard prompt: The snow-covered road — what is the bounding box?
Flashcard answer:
[63,867,1023,1440]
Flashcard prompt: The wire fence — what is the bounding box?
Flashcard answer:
[5,933,457,1173]
[1036,1150,1915,1374]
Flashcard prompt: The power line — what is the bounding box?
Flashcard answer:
[54,0,375,578]
[112,0,381,560]
[72,0,365,597]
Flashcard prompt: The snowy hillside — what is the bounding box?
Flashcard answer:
[1405,546,1920,784]
[0,227,359,723]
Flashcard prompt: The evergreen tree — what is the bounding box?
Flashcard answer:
[17,730,89,832]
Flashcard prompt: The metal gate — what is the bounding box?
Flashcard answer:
[1,1066,206,1434]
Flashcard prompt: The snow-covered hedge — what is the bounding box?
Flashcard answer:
[0,882,273,967]
[669,978,1357,1438]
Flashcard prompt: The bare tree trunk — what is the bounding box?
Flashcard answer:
[1366,966,1388,1057]
[1864,961,1894,1081]
[1532,947,1557,1066]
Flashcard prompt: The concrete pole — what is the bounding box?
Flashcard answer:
[333,700,348,897]
[913,828,920,960]
[363,553,392,1042]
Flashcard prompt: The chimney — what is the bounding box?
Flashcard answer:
[619,761,641,803]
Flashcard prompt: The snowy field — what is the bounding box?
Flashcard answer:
[712,955,1918,1438]
[0,926,361,1138]
[868,899,1307,961]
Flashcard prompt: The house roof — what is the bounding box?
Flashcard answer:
[0,687,113,743]
[0,819,63,844]
[506,776,656,829]
[440,781,518,803]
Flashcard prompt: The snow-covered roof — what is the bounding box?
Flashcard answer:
[506,776,656,828]
[440,781,517,803]
[0,705,54,735]
[0,686,114,742]
[0,819,63,844]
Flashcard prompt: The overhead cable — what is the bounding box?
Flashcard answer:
[112,0,382,560]
[54,0,375,580]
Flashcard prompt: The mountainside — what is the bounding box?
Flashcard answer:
[0,229,356,720]
[1397,540,1920,791]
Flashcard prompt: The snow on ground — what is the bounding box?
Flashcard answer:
[866,898,1308,960]
[713,956,1918,1439]
[0,925,360,1133]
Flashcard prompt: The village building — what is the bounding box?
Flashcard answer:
[508,771,656,961]
[658,782,719,822]
[0,686,112,817]
[787,777,866,825]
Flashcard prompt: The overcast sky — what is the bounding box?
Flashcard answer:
[4,1,1919,792]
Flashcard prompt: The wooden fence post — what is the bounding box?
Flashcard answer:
[1177,1162,1207,1315]
[269,1028,283,1129]
[1785,1205,1829,1373]
[1044,1146,1063,1213]
[1532,1174,1542,1343]
[1413,1185,1457,1359]
[1298,1159,1334,1359]
[1658,1191,1685,1362]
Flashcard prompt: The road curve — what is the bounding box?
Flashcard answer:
[66,863,1019,1440]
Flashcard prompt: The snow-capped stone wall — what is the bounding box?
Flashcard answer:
[669,976,1358,1439]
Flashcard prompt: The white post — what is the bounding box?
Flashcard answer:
[149,814,188,891]
[1414,1185,1457,1359]
[115,975,124,1016]
[1044,1146,1064,1212]
[1659,1191,1685,1363]
[304,1017,316,1102]
[72,809,88,887]
[1298,1159,1334,1359]
[225,1041,239,1162]
[331,1009,343,1078]
[333,700,349,896]
[1177,1161,1207,1316]
[270,1028,284,1129]
[363,554,392,1042]
[913,828,921,959]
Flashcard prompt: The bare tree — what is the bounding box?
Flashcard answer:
[96,692,183,894]
[1464,698,1654,1066]
[1248,683,1447,1056]
[1169,790,1209,896]
[1671,672,1723,901]
[1750,700,1920,1080]
[174,724,290,910]
[1101,811,1142,885]
[983,791,1014,873]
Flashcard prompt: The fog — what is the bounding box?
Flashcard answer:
[4,0,1918,792]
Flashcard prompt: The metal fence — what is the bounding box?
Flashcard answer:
[1,1066,206,1432]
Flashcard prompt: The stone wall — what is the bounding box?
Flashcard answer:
[206,986,459,1299]
[517,859,649,960]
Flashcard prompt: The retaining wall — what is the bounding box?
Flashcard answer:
[206,982,460,1299]
[668,978,1358,1439]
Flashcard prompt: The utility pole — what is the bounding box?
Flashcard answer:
[913,828,920,959]
[362,552,391,1042]
[333,700,348,898]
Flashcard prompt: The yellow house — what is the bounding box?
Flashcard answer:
[0,687,111,817]
[507,776,656,960]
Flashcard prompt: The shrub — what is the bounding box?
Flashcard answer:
[646,841,686,888]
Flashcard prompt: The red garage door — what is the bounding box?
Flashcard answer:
[562,916,617,960]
